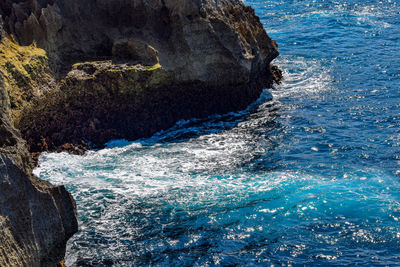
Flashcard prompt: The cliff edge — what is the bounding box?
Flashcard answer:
[0,0,280,265]
[0,22,78,266]
[2,0,281,152]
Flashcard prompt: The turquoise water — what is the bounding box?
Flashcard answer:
[34,0,400,265]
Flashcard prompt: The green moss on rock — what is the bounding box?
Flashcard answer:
[0,35,53,124]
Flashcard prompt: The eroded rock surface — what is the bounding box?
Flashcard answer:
[0,0,280,265]
[1,0,279,84]
[1,0,281,152]
[21,60,271,151]
[0,108,78,266]
[0,19,77,267]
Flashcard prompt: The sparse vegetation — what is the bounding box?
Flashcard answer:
[0,35,52,123]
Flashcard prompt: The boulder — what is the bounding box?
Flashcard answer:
[112,40,159,65]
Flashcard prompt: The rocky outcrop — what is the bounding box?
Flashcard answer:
[21,60,272,151]
[1,0,280,82]
[0,34,55,124]
[0,21,77,267]
[1,0,281,152]
[0,101,78,266]
[0,0,280,265]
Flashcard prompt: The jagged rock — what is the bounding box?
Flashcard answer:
[1,0,279,84]
[20,60,269,151]
[0,20,77,266]
[2,0,280,152]
[0,110,78,267]
[0,0,281,265]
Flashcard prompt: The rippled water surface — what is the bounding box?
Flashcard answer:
[34,0,400,265]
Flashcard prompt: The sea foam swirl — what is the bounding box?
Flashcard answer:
[35,0,400,265]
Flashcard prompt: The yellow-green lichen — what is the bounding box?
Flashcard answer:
[72,61,109,68]
[0,35,51,123]
[61,60,171,98]
[144,63,162,71]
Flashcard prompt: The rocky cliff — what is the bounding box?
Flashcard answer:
[0,0,280,265]
[0,29,78,266]
[1,0,280,82]
[1,0,281,152]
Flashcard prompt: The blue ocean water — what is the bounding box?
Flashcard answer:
[34,0,400,266]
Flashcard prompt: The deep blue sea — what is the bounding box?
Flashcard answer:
[34,0,400,266]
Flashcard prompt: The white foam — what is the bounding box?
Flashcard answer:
[272,56,334,100]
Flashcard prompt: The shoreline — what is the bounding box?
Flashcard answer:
[0,0,280,265]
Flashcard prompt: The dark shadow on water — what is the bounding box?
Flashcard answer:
[104,89,287,173]
[106,90,287,172]
[106,90,281,147]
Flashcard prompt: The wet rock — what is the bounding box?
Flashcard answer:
[20,60,267,151]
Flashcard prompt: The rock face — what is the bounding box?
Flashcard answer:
[0,16,77,267]
[21,60,271,151]
[0,0,280,265]
[1,0,281,152]
[0,98,78,266]
[1,0,279,83]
